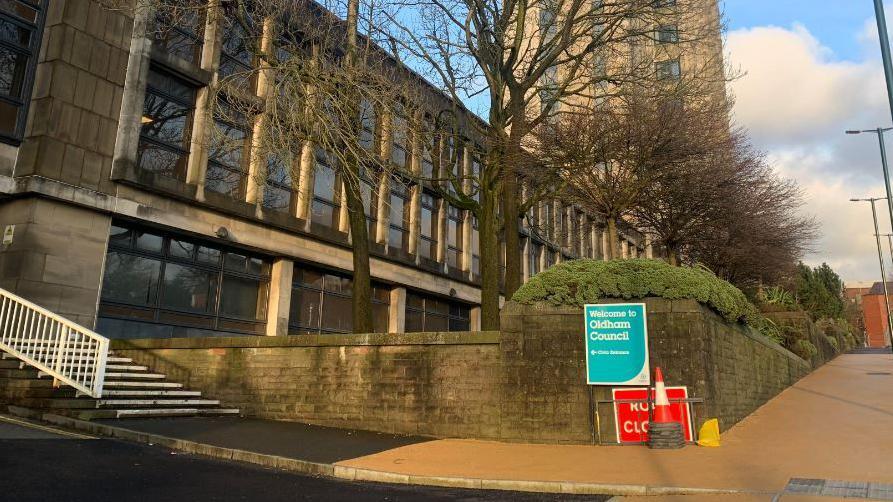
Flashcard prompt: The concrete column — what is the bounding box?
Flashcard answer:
[245,18,276,206]
[407,112,422,255]
[375,173,390,244]
[646,235,654,259]
[185,2,223,194]
[337,183,350,233]
[601,230,610,261]
[389,286,407,333]
[435,198,447,263]
[111,2,152,177]
[295,142,314,221]
[521,238,530,282]
[470,306,482,331]
[621,239,629,259]
[591,225,599,259]
[461,210,472,272]
[265,258,294,336]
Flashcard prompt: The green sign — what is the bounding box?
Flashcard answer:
[583,303,650,386]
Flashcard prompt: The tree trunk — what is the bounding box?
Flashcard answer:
[606,218,620,260]
[344,165,375,333]
[667,247,679,266]
[479,184,501,330]
[501,135,523,299]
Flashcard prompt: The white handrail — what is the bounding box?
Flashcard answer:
[0,287,108,398]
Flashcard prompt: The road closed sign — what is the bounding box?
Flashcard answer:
[583,303,650,385]
[612,387,693,443]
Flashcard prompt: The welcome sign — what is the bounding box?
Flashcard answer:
[583,303,650,386]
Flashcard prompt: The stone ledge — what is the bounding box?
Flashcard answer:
[111,331,501,350]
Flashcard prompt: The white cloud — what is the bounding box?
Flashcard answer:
[727,22,893,283]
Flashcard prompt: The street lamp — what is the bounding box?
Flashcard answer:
[873,0,893,123]
[851,197,893,349]
[845,128,893,236]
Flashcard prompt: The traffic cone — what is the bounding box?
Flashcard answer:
[648,366,685,449]
[652,366,674,423]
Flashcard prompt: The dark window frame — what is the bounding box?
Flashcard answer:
[388,175,411,251]
[405,291,471,332]
[289,265,390,335]
[138,66,199,181]
[0,0,46,145]
[419,191,439,260]
[99,222,271,336]
[446,204,463,270]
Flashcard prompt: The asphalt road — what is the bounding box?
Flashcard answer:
[1,417,609,502]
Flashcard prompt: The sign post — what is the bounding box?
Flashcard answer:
[583,303,650,386]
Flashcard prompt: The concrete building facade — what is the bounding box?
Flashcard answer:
[0,0,674,340]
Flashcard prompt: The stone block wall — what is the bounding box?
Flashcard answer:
[113,299,813,443]
[115,332,503,438]
[0,198,110,328]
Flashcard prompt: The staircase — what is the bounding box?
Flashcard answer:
[1,351,240,420]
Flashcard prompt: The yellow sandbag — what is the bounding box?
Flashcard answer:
[697,418,721,447]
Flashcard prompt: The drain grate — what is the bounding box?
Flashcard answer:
[784,478,893,500]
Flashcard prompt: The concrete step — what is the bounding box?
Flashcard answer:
[102,389,201,398]
[0,368,39,379]
[107,357,133,364]
[74,408,240,420]
[102,381,183,389]
[0,359,24,369]
[0,378,53,389]
[97,399,221,408]
[15,398,98,409]
[105,364,149,372]
[104,372,166,380]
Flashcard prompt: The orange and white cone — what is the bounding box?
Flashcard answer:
[652,367,674,424]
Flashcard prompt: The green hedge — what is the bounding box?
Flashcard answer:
[512,259,760,324]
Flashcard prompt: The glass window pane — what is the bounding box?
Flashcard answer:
[137,142,189,180]
[311,200,336,227]
[426,313,448,332]
[101,252,162,306]
[224,252,249,272]
[108,225,132,248]
[372,304,389,333]
[0,45,27,98]
[449,317,470,331]
[0,99,16,136]
[427,298,448,315]
[314,154,337,202]
[141,93,191,146]
[407,293,424,309]
[290,287,320,330]
[197,246,221,265]
[405,309,424,332]
[0,1,38,23]
[0,17,30,47]
[220,275,266,320]
[135,230,163,253]
[263,184,291,212]
[169,239,194,259]
[160,263,217,313]
[205,163,244,197]
[321,293,352,333]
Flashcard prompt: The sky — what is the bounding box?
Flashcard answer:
[723,0,893,285]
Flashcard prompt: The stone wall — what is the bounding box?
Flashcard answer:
[115,332,503,438]
[113,298,812,443]
[765,311,837,367]
[0,198,111,328]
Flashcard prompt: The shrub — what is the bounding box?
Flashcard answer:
[512,259,759,324]
[757,286,800,311]
[825,335,839,352]
[793,339,818,360]
[844,333,857,351]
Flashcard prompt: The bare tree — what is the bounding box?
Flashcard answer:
[377,0,723,327]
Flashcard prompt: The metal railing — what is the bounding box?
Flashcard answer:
[0,287,108,398]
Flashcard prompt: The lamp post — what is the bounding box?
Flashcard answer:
[846,128,893,236]
[873,0,893,123]
[852,197,893,349]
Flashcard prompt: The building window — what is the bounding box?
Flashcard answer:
[218,15,256,92]
[138,67,198,181]
[471,216,480,277]
[419,192,439,260]
[359,99,376,150]
[421,118,435,179]
[0,0,44,143]
[289,266,390,334]
[446,204,463,269]
[151,3,204,64]
[391,102,408,168]
[312,148,340,228]
[656,59,681,80]
[405,292,471,332]
[657,25,679,44]
[444,135,462,195]
[206,98,250,198]
[262,153,295,212]
[529,240,542,276]
[98,222,270,336]
[388,177,410,251]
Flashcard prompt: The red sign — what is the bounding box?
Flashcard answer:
[611,387,693,444]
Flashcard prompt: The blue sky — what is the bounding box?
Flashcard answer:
[724,1,878,61]
[722,1,893,282]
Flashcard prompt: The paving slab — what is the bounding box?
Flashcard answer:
[95,416,432,464]
[336,354,893,494]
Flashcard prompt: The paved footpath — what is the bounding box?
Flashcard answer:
[337,353,893,495]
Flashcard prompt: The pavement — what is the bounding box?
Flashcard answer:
[95,417,432,464]
[336,352,893,496]
[1,413,608,501]
[7,352,893,500]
